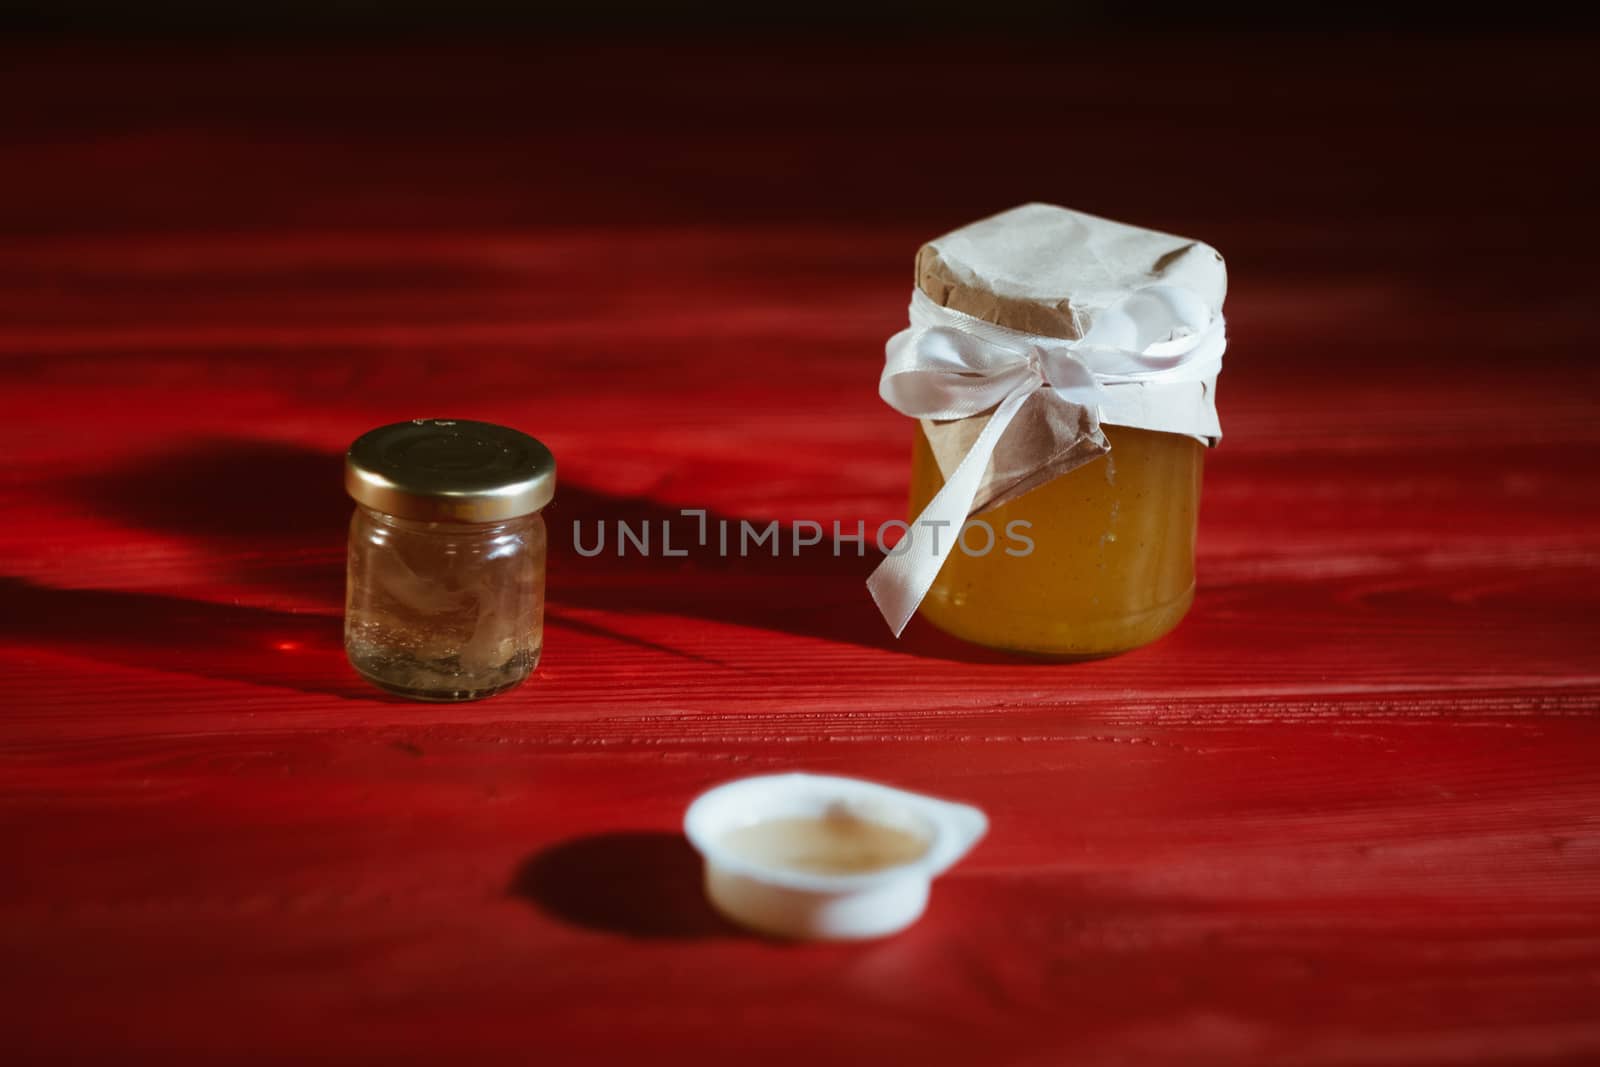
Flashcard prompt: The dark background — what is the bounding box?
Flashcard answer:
[4,0,1598,34]
[4,2,1597,384]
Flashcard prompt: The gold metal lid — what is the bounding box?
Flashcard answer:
[344,418,556,522]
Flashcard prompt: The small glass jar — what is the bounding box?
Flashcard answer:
[343,418,555,701]
[907,424,1202,658]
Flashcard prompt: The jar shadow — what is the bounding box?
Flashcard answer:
[544,486,1025,664]
[0,577,381,700]
[80,437,352,541]
[508,831,739,939]
[73,436,350,606]
[64,437,1027,665]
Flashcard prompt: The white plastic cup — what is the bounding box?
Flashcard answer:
[684,773,988,941]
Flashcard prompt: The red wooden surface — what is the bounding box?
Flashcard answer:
[3,38,1600,1066]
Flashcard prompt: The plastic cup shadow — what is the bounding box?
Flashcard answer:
[508,831,738,940]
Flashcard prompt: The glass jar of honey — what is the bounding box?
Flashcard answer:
[870,202,1225,657]
[907,424,1202,657]
[343,418,554,701]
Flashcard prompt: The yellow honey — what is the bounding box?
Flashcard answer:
[907,423,1202,657]
[719,809,930,876]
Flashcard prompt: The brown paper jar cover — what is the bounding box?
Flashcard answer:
[912,202,1227,514]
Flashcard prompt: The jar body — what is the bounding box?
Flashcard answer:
[345,506,547,700]
[908,424,1202,657]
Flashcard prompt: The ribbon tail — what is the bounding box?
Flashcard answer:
[867,383,1035,637]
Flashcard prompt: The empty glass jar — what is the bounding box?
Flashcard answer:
[344,418,554,701]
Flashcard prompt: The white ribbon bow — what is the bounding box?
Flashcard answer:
[867,286,1227,637]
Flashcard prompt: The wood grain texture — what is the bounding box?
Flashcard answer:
[2,37,1599,1067]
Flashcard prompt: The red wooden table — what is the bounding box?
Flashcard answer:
[3,38,1599,1066]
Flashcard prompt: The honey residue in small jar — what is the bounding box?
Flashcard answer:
[719,807,930,876]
